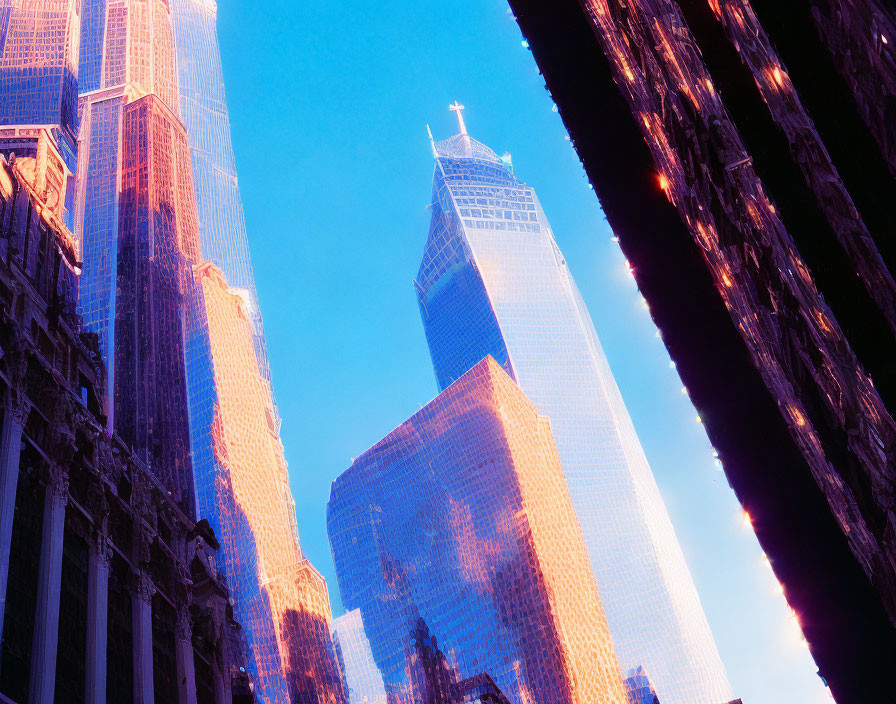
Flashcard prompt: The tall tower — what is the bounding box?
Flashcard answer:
[74,0,200,516]
[415,107,733,704]
[328,357,627,704]
[195,262,345,704]
[159,2,345,701]
[168,0,272,383]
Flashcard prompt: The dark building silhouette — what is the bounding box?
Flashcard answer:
[504,0,896,701]
[0,148,253,703]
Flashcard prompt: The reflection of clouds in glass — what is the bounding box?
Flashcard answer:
[328,358,627,704]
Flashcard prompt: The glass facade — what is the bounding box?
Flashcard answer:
[624,666,660,704]
[74,0,200,515]
[328,357,627,704]
[169,0,272,384]
[197,262,346,704]
[113,93,199,516]
[0,0,80,224]
[160,3,344,701]
[332,609,388,704]
[416,120,733,704]
[0,0,80,164]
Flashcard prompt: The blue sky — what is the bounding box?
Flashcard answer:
[216,1,831,702]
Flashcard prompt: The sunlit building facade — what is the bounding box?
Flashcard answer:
[415,112,732,704]
[169,0,272,383]
[328,357,627,704]
[162,2,344,701]
[197,261,345,704]
[332,609,388,704]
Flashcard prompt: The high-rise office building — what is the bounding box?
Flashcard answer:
[0,0,80,224]
[75,1,345,700]
[415,107,732,704]
[328,357,627,704]
[331,610,388,704]
[196,262,345,704]
[504,0,896,698]
[169,0,272,383]
[624,666,660,704]
[74,0,200,516]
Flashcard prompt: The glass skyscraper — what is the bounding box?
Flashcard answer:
[74,0,200,516]
[0,0,80,223]
[164,2,344,702]
[169,0,272,384]
[331,609,388,704]
[415,109,733,704]
[328,357,627,704]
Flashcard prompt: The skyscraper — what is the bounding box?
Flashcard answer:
[74,0,200,516]
[160,2,345,701]
[0,0,80,224]
[196,261,345,704]
[169,0,272,383]
[328,357,627,704]
[415,107,732,704]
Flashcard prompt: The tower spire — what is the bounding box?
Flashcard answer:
[449,101,468,136]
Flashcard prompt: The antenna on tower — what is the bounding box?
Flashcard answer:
[449,101,467,136]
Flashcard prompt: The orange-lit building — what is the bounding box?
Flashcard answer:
[197,261,346,704]
[328,356,626,704]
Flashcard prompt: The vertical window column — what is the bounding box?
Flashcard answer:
[28,464,68,704]
[132,572,155,704]
[85,532,111,704]
[0,393,28,642]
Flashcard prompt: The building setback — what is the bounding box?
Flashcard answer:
[503,0,896,699]
[416,111,731,704]
[328,357,627,704]
[0,151,253,704]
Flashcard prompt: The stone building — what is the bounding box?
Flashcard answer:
[505,0,896,699]
[0,149,253,703]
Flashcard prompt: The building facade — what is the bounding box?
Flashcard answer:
[504,0,896,699]
[331,609,388,704]
[624,667,659,704]
[328,357,627,704]
[0,0,80,225]
[416,111,732,704]
[169,0,273,384]
[73,0,200,516]
[195,262,345,704]
[0,152,253,704]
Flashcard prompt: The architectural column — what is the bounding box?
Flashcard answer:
[212,652,230,704]
[85,533,110,704]
[175,607,198,704]
[0,396,28,642]
[132,572,155,704]
[28,466,68,704]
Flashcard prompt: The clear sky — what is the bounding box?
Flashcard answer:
[216,1,832,702]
